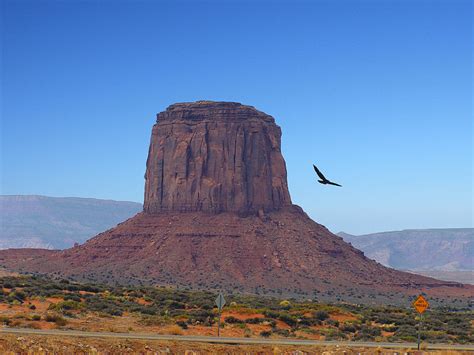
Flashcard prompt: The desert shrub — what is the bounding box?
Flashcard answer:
[354,325,382,341]
[326,319,339,327]
[272,328,290,337]
[108,308,123,316]
[278,314,297,327]
[167,309,185,317]
[187,309,215,325]
[314,310,329,321]
[263,310,280,318]
[340,322,357,333]
[140,315,166,326]
[65,284,81,292]
[44,314,67,326]
[63,294,82,302]
[140,307,158,316]
[423,330,450,343]
[165,300,186,310]
[30,314,41,321]
[298,316,319,326]
[245,317,265,324]
[8,290,27,303]
[261,318,277,327]
[260,330,272,337]
[176,320,188,329]
[322,328,347,340]
[81,285,102,293]
[50,300,82,311]
[382,324,398,332]
[130,305,150,314]
[83,296,123,316]
[224,316,244,324]
[445,317,470,336]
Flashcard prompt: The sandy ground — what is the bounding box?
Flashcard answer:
[0,334,471,355]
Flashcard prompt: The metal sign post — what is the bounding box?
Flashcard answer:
[413,294,429,351]
[215,292,226,337]
[417,313,423,350]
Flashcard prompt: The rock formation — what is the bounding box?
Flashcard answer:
[144,101,291,215]
[1,101,472,305]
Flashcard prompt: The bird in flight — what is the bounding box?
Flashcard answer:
[313,164,342,187]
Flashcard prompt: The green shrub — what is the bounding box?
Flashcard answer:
[63,294,82,302]
[340,322,357,333]
[299,316,319,326]
[278,314,297,327]
[245,317,265,324]
[224,316,244,324]
[354,325,382,341]
[314,310,329,321]
[31,315,41,321]
[263,310,279,319]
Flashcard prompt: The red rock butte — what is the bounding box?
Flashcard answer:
[0,101,472,305]
[144,101,291,215]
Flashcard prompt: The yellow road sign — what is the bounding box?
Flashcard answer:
[413,295,429,314]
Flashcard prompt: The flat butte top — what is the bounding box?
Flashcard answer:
[156,101,275,123]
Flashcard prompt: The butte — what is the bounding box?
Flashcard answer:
[1,101,472,304]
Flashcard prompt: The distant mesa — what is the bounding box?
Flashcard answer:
[338,229,474,285]
[0,101,472,305]
[0,195,142,250]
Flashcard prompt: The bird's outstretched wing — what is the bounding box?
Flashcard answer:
[327,181,342,187]
[313,164,327,181]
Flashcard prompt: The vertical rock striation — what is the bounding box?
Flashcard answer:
[144,101,292,214]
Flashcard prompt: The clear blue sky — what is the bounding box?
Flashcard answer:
[1,0,472,235]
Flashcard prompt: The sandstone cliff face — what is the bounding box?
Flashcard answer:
[144,101,291,214]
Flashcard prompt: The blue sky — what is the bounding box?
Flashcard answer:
[2,0,472,234]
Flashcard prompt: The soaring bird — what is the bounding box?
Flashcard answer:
[313,164,342,187]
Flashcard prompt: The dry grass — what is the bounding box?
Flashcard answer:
[167,324,184,335]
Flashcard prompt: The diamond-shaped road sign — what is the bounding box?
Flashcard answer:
[215,293,226,311]
[413,295,429,314]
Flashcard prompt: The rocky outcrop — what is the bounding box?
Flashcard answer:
[144,101,291,215]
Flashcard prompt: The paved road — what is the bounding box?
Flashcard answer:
[2,327,473,351]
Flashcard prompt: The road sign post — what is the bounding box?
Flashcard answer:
[215,293,226,337]
[413,295,429,350]
[417,314,423,350]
